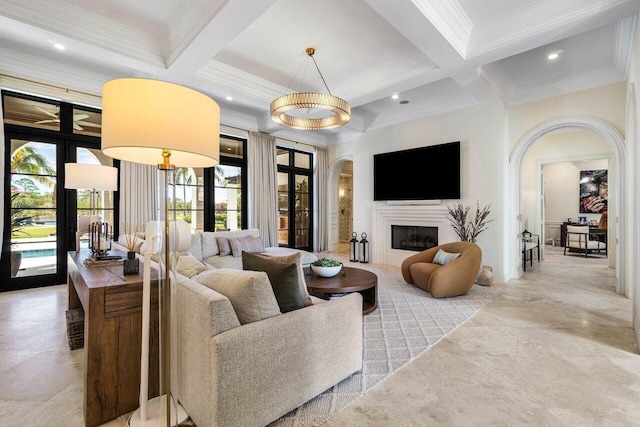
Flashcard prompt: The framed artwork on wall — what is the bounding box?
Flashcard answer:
[579,169,607,214]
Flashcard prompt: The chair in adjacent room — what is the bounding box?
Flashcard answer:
[522,233,539,272]
[564,225,607,257]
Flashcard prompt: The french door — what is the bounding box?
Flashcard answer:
[277,147,313,251]
[3,135,66,289]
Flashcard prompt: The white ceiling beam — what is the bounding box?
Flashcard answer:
[162,0,279,81]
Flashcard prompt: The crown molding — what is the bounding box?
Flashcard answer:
[195,60,284,102]
[220,108,260,132]
[504,65,626,105]
[411,0,472,58]
[614,15,637,73]
[0,0,164,66]
[334,50,439,101]
[164,0,229,66]
[468,0,631,58]
[366,91,478,131]
[0,47,113,98]
[480,63,516,101]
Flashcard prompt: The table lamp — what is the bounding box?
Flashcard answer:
[65,163,118,252]
[101,78,220,427]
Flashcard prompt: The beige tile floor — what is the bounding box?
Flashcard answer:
[0,245,637,426]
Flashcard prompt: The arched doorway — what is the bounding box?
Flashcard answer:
[509,115,626,294]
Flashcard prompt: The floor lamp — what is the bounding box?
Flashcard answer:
[101,78,220,426]
[64,163,118,252]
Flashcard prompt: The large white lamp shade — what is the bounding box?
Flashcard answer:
[101,78,220,168]
[65,163,118,190]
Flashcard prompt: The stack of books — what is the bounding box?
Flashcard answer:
[83,255,122,267]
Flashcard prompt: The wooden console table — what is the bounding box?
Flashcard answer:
[67,250,159,427]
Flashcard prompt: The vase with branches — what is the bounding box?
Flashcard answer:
[446,201,494,243]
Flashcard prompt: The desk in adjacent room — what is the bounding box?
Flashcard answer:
[67,250,159,427]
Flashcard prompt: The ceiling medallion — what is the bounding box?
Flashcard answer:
[270,47,351,131]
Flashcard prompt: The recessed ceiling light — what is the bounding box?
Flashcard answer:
[547,49,563,60]
[391,94,399,100]
[53,43,65,51]
[399,100,409,105]
[225,96,233,101]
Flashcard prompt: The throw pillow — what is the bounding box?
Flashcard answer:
[251,252,312,307]
[230,236,265,257]
[175,253,209,278]
[433,249,461,265]
[217,237,231,257]
[242,251,307,312]
[194,269,281,324]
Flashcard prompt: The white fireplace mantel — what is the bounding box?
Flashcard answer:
[371,205,457,266]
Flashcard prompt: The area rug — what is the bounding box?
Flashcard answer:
[117,266,500,427]
[268,266,501,427]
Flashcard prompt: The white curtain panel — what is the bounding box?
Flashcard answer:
[316,147,329,252]
[248,131,278,247]
[119,161,159,231]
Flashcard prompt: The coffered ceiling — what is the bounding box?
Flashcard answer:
[0,0,638,145]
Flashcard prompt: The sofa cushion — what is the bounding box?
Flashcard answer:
[176,254,210,278]
[433,249,461,265]
[230,236,266,257]
[194,269,281,325]
[203,255,243,269]
[190,233,203,261]
[242,252,308,313]
[261,247,318,266]
[217,237,232,256]
[249,252,312,307]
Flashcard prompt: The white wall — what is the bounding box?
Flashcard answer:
[330,102,508,281]
[626,12,640,348]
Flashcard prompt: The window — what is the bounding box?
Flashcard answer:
[277,147,313,250]
[2,90,111,290]
[169,135,247,232]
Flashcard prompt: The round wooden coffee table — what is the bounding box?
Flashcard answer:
[304,266,378,315]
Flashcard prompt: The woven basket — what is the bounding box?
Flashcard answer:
[66,308,85,350]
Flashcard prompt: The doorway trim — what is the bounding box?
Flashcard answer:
[327,155,353,252]
[509,115,625,294]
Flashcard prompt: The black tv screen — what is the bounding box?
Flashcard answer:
[373,141,460,201]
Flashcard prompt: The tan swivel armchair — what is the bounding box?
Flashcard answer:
[401,242,482,298]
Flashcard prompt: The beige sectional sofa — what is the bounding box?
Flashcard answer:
[120,225,362,426]
[189,228,318,269]
[175,269,363,427]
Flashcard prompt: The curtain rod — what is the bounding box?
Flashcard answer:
[0,74,101,100]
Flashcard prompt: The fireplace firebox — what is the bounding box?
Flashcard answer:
[391,225,438,251]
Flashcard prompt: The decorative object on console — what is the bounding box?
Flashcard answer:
[65,163,118,252]
[89,221,113,255]
[270,47,350,130]
[349,232,359,262]
[446,201,493,243]
[102,78,220,427]
[311,257,343,278]
[359,232,369,263]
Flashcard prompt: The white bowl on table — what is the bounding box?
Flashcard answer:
[311,264,342,278]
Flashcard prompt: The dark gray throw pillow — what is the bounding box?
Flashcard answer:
[242,251,307,313]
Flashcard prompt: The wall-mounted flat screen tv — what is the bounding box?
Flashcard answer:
[373,141,460,201]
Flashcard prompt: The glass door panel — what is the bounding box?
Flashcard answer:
[9,140,57,277]
[294,174,310,248]
[278,172,289,247]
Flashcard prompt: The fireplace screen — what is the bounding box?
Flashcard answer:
[391,225,438,251]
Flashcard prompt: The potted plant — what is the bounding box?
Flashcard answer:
[311,257,343,278]
[10,193,32,277]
